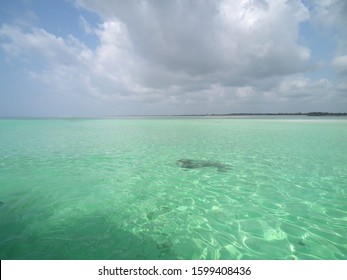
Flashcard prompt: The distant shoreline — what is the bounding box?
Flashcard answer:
[170,112,347,117]
[1,112,347,119]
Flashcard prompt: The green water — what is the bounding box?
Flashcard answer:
[0,117,346,260]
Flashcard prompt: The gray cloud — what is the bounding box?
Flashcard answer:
[76,0,310,80]
[311,0,347,97]
[0,0,346,116]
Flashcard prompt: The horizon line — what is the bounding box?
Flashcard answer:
[1,112,347,119]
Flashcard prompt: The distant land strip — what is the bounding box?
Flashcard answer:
[1,112,347,119]
[169,112,347,117]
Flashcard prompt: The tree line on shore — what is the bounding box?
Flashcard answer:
[200,112,347,117]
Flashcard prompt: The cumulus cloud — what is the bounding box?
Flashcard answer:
[0,24,91,66]
[312,0,347,94]
[0,0,346,115]
[332,55,347,73]
[311,1,347,67]
[75,0,310,80]
[312,0,347,31]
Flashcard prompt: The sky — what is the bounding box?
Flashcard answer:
[0,0,346,117]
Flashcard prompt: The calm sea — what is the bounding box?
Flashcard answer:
[0,116,346,259]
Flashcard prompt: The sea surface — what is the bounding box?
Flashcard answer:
[0,116,346,260]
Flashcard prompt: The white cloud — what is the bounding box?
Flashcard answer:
[74,0,311,80]
[79,16,94,35]
[312,0,347,31]
[312,0,347,96]
[0,0,346,115]
[332,55,347,73]
[311,0,347,61]
[0,24,92,66]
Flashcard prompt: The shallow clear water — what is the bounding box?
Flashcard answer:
[0,116,346,260]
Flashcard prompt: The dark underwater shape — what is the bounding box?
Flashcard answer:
[176,159,232,172]
[0,201,4,207]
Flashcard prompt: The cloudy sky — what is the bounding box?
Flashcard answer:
[0,0,346,116]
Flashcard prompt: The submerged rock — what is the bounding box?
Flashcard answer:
[176,159,232,172]
[0,201,4,207]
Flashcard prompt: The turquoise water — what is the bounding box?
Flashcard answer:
[0,117,346,260]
